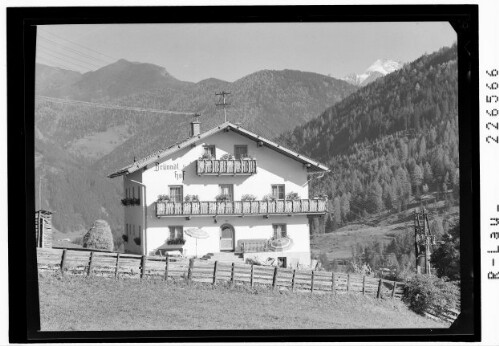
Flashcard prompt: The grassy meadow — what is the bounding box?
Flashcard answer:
[38,273,447,331]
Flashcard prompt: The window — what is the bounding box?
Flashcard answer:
[132,224,135,237]
[273,224,287,239]
[234,145,248,159]
[169,186,183,203]
[277,257,287,268]
[126,188,129,198]
[203,145,216,159]
[219,184,234,201]
[272,184,285,200]
[169,226,183,240]
[126,223,129,237]
[132,186,135,198]
[138,225,141,236]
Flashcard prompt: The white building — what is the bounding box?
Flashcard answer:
[109,121,328,267]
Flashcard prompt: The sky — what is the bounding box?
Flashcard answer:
[37,22,456,83]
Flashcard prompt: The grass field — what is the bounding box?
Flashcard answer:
[38,274,447,331]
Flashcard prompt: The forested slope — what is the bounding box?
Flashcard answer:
[278,44,459,228]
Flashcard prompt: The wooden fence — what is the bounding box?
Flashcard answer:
[37,248,461,323]
[37,248,404,298]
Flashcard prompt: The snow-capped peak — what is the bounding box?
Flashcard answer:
[341,59,403,87]
[365,59,403,75]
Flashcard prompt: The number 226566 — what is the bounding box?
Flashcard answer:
[486,69,499,144]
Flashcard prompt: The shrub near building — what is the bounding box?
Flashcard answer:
[402,274,459,316]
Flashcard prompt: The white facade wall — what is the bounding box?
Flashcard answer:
[121,129,316,266]
[145,215,311,265]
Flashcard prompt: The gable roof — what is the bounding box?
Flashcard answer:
[108,122,329,178]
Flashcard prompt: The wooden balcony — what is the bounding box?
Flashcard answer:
[196,159,257,176]
[156,199,327,217]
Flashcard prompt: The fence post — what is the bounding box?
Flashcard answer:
[347,273,350,291]
[362,275,366,295]
[291,269,296,292]
[115,253,120,279]
[140,255,146,280]
[391,281,397,298]
[377,278,383,299]
[272,266,278,290]
[188,258,194,281]
[311,270,315,294]
[164,255,169,281]
[331,272,336,294]
[87,252,94,277]
[230,262,235,286]
[60,249,67,276]
[213,261,218,285]
[250,264,254,288]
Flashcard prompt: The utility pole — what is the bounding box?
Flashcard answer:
[414,208,436,275]
[39,175,43,210]
[215,91,231,122]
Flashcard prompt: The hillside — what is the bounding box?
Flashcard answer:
[36,60,193,101]
[278,44,458,232]
[35,64,82,98]
[35,62,357,236]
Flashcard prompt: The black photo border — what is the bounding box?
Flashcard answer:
[7,4,480,343]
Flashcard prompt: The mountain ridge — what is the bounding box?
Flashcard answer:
[342,59,403,87]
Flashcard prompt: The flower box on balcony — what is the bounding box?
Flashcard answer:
[156,198,327,217]
[121,197,141,206]
[196,159,257,176]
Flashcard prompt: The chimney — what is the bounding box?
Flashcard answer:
[190,120,201,137]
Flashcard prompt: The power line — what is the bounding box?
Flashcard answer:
[36,56,77,72]
[37,45,102,70]
[36,95,197,116]
[37,51,96,72]
[40,29,119,61]
[37,39,108,70]
[38,35,114,65]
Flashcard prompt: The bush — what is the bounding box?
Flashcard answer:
[134,237,141,246]
[262,194,276,201]
[122,234,128,242]
[220,153,234,160]
[431,223,460,281]
[215,193,231,202]
[286,192,301,200]
[241,194,256,201]
[82,219,114,251]
[167,238,186,245]
[402,275,460,315]
[184,194,199,202]
[200,153,213,160]
[157,194,170,202]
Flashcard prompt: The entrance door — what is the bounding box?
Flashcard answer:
[220,224,234,251]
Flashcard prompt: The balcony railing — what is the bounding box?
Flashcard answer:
[156,199,327,217]
[196,159,257,175]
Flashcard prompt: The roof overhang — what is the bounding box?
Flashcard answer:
[108,122,329,178]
